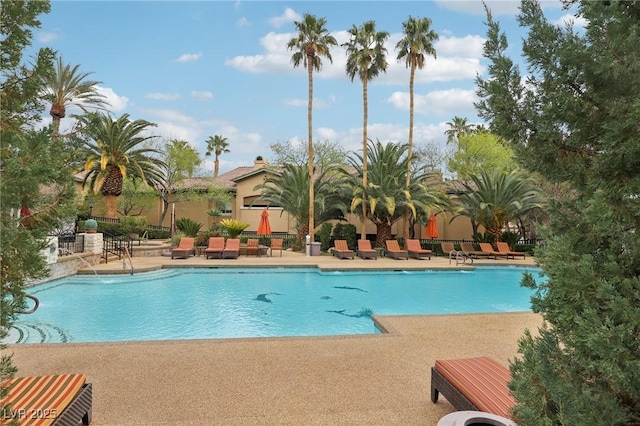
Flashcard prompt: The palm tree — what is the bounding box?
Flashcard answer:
[286,13,337,243]
[339,140,451,248]
[456,169,544,241]
[396,16,439,241]
[78,113,166,218]
[445,116,473,144]
[256,164,345,249]
[205,134,230,178]
[342,20,389,240]
[42,56,109,141]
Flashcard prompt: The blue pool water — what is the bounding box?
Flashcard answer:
[11,266,539,344]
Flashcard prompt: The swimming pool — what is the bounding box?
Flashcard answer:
[10,266,539,344]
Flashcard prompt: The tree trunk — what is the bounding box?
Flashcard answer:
[307,55,315,242]
[50,104,64,143]
[374,221,393,249]
[361,77,368,240]
[159,198,170,226]
[486,227,502,242]
[214,154,220,178]
[104,195,118,219]
[297,223,309,252]
[403,61,417,242]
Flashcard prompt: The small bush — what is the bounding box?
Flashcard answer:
[219,219,249,238]
[317,222,333,252]
[176,218,203,237]
[332,223,357,250]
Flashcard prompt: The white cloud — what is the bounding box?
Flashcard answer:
[435,35,486,58]
[97,86,128,112]
[145,93,181,101]
[316,127,337,141]
[38,30,60,43]
[283,97,332,109]
[191,91,213,101]
[555,13,588,29]
[174,52,202,63]
[237,17,250,27]
[268,7,301,28]
[387,88,477,116]
[154,121,201,143]
[284,98,307,107]
[142,108,198,125]
[227,31,483,84]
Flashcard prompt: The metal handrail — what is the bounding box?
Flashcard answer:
[17,294,40,314]
[122,246,134,275]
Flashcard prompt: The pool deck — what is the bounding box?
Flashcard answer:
[8,250,542,425]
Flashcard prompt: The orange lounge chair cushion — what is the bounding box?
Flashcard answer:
[1,373,86,426]
[434,357,514,419]
[334,240,352,253]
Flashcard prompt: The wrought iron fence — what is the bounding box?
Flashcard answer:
[58,234,84,255]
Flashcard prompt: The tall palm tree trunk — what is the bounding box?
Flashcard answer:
[403,63,416,241]
[307,55,315,242]
[104,195,118,219]
[214,154,220,178]
[50,106,64,143]
[361,77,369,240]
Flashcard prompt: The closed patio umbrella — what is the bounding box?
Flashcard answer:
[426,213,438,250]
[257,209,271,236]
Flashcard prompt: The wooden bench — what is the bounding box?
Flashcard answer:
[431,357,514,419]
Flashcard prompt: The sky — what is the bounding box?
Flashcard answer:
[32,1,583,176]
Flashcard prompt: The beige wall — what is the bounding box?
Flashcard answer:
[80,169,478,240]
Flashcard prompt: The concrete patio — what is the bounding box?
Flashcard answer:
[8,250,541,425]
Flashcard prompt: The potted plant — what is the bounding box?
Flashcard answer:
[219,219,249,238]
[84,219,98,234]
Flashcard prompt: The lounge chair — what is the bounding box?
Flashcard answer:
[385,240,409,260]
[333,239,355,259]
[431,357,515,421]
[222,238,240,259]
[204,237,225,259]
[1,373,92,425]
[405,239,432,260]
[479,242,508,259]
[171,237,195,259]
[496,241,526,260]
[246,238,259,257]
[356,240,378,259]
[269,238,283,257]
[441,242,472,264]
[459,242,491,259]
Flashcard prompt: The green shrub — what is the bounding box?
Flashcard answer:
[332,223,357,249]
[219,219,249,238]
[145,228,170,240]
[176,218,202,237]
[501,231,520,247]
[194,231,211,247]
[317,222,333,252]
[120,216,146,235]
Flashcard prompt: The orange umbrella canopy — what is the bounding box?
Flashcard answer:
[257,209,271,235]
[426,214,439,239]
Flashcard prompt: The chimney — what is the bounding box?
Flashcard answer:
[254,156,268,169]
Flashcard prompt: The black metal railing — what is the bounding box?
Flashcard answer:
[102,233,134,264]
[58,234,84,255]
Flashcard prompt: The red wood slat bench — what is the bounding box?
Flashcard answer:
[1,373,92,425]
[431,357,515,419]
